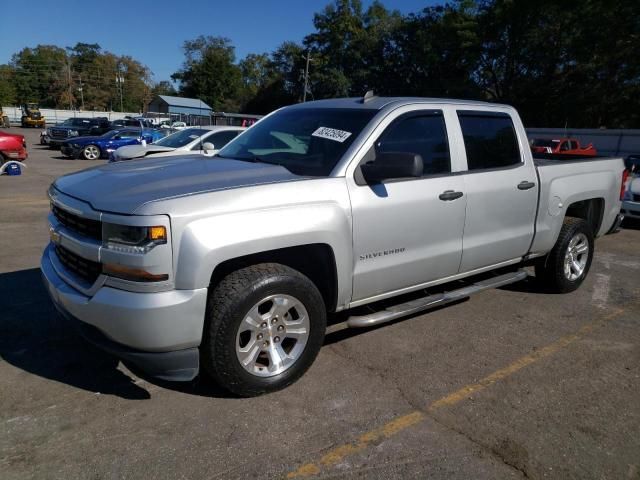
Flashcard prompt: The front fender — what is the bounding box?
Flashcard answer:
[160,179,354,309]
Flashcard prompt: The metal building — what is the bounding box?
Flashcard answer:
[146,95,212,125]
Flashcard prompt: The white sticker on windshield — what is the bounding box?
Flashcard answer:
[312,126,352,143]
[188,135,199,139]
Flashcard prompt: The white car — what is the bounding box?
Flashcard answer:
[160,121,188,130]
[110,126,244,163]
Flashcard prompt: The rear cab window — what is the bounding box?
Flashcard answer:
[457,111,522,170]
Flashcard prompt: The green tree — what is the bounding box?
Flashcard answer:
[0,65,17,105]
[10,45,68,107]
[172,36,242,111]
[152,80,178,97]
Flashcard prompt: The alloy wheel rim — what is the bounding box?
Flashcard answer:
[85,146,98,159]
[563,232,589,281]
[235,294,310,377]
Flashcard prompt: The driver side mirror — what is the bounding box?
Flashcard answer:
[202,142,215,151]
[360,152,423,183]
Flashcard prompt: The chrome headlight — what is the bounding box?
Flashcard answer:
[69,130,79,136]
[102,223,167,254]
[102,223,169,282]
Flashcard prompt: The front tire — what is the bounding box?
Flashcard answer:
[201,263,326,397]
[82,144,101,160]
[535,217,594,293]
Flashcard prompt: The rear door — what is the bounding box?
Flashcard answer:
[454,110,538,272]
[348,108,467,303]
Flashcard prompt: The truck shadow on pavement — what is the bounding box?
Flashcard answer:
[0,268,154,400]
[0,268,238,399]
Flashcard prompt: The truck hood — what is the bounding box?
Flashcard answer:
[116,144,175,159]
[53,156,303,214]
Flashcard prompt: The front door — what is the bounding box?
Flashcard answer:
[349,110,467,303]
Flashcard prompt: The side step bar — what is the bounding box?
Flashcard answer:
[346,270,528,329]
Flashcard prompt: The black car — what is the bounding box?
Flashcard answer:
[111,118,155,129]
[47,117,111,148]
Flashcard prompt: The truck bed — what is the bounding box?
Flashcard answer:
[533,153,611,165]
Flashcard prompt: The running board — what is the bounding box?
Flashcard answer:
[346,270,528,329]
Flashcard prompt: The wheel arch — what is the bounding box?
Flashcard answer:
[208,244,339,313]
[565,197,604,236]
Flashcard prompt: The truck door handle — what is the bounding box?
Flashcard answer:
[517,181,536,190]
[439,190,464,201]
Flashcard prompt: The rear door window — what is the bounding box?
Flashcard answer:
[457,112,521,170]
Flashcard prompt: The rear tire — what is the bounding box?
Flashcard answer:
[535,217,594,293]
[201,263,326,397]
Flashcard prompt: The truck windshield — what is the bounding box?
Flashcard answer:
[155,128,210,148]
[62,118,91,126]
[217,108,376,176]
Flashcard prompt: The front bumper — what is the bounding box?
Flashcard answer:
[622,201,640,219]
[40,244,207,381]
[49,138,68,148]
[60,144,81,158]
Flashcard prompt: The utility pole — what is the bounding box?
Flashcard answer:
[78,74,84,111]
[115,67,124,112]
[67,62,73,110]
[302,51,312,103]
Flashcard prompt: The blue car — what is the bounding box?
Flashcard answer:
[60,129,167,160]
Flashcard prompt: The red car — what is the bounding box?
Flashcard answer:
[0,131,28,161]
[531,137,597,156]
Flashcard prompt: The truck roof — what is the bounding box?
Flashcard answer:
[287,96,506,111]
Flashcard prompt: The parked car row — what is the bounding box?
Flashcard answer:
[60,129,167,160]
[40,116,191,147]
[110,126,244,162]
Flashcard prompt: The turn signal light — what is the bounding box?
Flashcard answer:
[103,263,169,282]
[149,226,166,241]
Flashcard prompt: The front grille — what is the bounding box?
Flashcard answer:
[52,205,102,241]
[55,245,102,284]
[50,129,69,139]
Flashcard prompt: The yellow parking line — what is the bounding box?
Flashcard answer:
[287,306,626,478]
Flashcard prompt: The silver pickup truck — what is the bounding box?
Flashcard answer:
[41,96,626,396]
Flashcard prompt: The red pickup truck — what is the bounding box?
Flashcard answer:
[531,137,597,156]
[0,131,28,161]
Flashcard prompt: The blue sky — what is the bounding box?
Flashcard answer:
[1,0,438,83]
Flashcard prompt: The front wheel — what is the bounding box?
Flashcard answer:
[82,144,101,160]
[201,263,326,397]
[535,217,594,293]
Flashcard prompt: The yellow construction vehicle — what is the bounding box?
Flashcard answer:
[20,103,46,128]
[0,107,9,128]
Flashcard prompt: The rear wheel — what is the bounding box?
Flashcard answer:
[201,263,326,397]
[535,217,594,293]
[82,144,100,160]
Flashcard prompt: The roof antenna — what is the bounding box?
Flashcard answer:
[360,90,376,103]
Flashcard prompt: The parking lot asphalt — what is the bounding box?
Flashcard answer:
[1,128,639,480]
